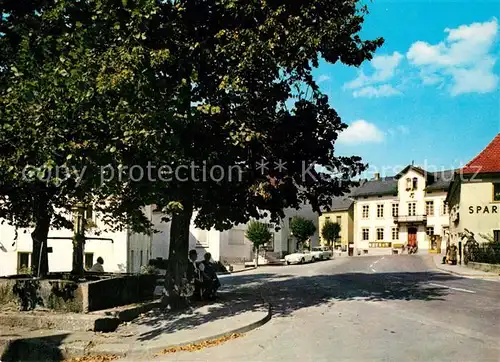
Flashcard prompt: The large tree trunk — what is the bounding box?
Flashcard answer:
[31,206,51,278]
[166,202,194,310]
[254,246,259,268]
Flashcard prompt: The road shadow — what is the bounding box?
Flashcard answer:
[132,271,462,341]
[1,333,69,361]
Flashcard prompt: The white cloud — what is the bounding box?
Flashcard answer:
[344,52,403,97]
[407,18,499,95]
[352,84,402,98]
[353,85,398,98]
[317,75,331,83]
[337,120,385,145]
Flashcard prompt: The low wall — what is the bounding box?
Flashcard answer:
[0,274,157,313]
[467,262,500,274]
[86,274,156,312]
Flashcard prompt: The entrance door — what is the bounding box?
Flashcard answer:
[408,227,417,247]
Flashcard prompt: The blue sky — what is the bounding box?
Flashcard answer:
[314,1,500,177]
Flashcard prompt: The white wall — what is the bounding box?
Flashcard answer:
[0,220,128,277]
[354,195,397,253]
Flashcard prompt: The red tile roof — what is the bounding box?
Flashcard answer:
[462,134,500,174]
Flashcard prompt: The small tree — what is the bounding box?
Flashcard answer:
[290,216,316,250]
[321,221,341,247]
[245,221,273,267]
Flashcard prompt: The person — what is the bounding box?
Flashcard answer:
[187,249,202,300]
[90,257,104,272]
[199,252,221,300]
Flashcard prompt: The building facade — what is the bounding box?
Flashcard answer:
[447,134,500,250]
[0,207,153,277]
[150,202,321,264]
[352,166,453,255]
[318,197,354,250]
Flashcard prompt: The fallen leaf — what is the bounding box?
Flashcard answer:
[155,333,244,355]
[63,354,120,362]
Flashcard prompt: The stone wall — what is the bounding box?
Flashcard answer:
[86,274,157,312]
[0,274,157,313]
[467,262,500,274]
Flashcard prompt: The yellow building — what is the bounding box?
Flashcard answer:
[447,134,500,251]
[318,197,354,250]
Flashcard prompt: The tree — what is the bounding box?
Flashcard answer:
[0,0,157,277]
[290,216,317,250]
[1,0,383,308]
[321,221,341,247]
[245,221,273,267]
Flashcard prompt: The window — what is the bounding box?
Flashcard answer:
[264,223,275,229]
[377,204,384,218]
[426,226,434,236]
[426,201,434,216]
[362,228,369,241]
[140,250,144,267]
[392,227,399,240]
[130,250,134,272]
[408,202,416,216]
[85,205,93,220]
[442,202,449,215]
[325,216,330,220]
[362,205,369,219]
[84,253,94,270]
[376,228,384,240]
[493,230,500,243]
[392,203,399,217]
[336,216,341,225]
[412,177,418,190]
[406,178,412,190]
[17,252,31,272]
[494,183,500,201]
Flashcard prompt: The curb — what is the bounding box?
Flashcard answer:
[0,296,272,360]
[432,256,499,278]
[218,266,257,275]
[86,299,272,358]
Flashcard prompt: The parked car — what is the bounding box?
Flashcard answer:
[284,250,314,265]
[310,246,333,261]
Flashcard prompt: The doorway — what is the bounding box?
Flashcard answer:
[408,227,417,247]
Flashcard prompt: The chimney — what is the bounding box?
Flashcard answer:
[374,173,380,180]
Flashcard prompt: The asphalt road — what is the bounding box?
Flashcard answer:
[158,255,500,362]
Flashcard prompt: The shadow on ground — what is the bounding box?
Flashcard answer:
[133,271,461,341]
[1,333,69,361]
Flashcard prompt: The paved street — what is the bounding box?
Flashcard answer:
[157,255,500,362]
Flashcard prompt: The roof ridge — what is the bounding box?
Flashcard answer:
[462,134,500,174]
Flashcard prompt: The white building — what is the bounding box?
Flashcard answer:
[447,134,500,250]
[150,203,321,264]
[1,201,320,276]
[0,207,153,277]
[352,165,453,255]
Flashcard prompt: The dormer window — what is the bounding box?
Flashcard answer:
[406,178,411,190]
[412,177,418,190]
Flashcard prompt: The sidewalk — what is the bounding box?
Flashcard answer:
[0,291,271,361]
[432,254,500,279]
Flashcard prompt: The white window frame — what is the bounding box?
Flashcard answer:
[362,205,369,219]
[392,227,399,240]
[377,204,384,218]
[362,228,369,241]
[376,228,384,241]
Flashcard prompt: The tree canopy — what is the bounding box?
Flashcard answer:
[245,221,273,250]
[321,220,341,246]
[290,216,317,248]
[0,0,383,305]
